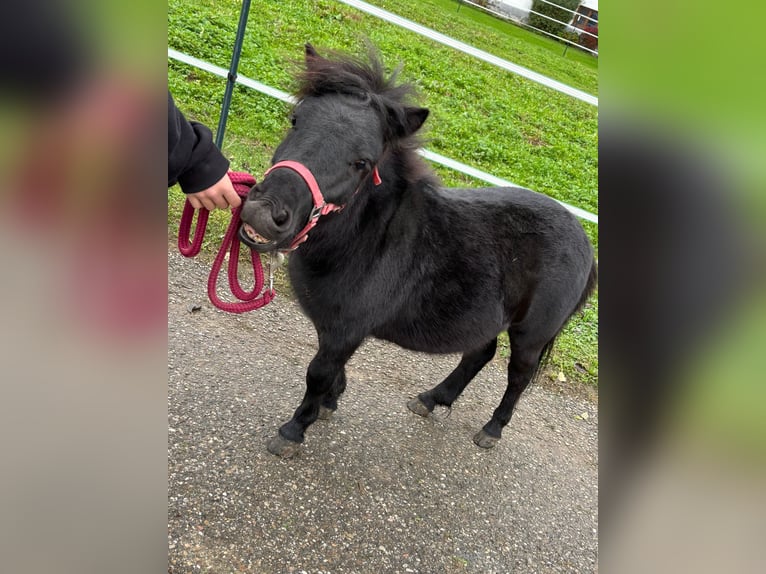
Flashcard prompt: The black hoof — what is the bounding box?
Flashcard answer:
[266,434,302,458]
[473,429,500,449]
[407,396,432,417]
[317,405,335,420]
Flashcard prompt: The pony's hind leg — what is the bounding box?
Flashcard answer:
[408,338,498,417]
[474,336,546,449]
[318,368,347,420]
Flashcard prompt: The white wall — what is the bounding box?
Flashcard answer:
[496,0,533,10]
[490,0,533,22]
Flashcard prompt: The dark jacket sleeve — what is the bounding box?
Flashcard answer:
[168,92,230,194]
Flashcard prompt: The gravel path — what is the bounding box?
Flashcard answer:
[168,249,598,573]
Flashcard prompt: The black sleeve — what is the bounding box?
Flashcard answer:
[168,92,230,194]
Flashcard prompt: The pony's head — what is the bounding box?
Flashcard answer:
[239,44,429,252]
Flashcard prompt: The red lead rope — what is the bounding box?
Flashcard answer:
[178,171,275,313]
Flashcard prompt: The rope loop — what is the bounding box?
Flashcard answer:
[178,171,275,313]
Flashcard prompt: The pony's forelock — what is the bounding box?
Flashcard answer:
[294,47,424,153]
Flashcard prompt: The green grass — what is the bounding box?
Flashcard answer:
[168,0,598,387]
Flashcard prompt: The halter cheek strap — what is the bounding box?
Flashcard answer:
[265,160,382,251]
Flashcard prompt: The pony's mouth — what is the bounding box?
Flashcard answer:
[239,223,279,252]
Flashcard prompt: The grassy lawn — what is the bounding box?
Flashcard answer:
[168,0,598,386]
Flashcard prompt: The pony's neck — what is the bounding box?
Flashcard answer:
[381,145,437,190]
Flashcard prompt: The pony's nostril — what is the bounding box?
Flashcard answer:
[273,209,289,227]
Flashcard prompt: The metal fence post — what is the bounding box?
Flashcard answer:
[215,0,252,148]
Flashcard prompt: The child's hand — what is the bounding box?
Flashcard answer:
[187,173,242,211]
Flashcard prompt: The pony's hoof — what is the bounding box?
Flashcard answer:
[407,396,432,417]
[266,434,302,458]
[473,430,500,449]
[317,405,335,420]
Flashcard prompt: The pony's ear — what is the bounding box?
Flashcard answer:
[397,106,429,137]
[305,44,320,65]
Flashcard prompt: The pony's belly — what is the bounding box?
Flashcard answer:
[373,332,464,355]
[372,316,506,355]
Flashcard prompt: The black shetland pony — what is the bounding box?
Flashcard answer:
[239,45,597,457]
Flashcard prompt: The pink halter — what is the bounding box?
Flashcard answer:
[264,160,381,250]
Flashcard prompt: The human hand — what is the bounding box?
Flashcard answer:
[186,173,242,211]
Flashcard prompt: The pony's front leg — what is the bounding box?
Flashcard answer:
[267,341,358,458]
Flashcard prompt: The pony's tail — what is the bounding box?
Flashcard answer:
[573,257,599,317]
[534,257,598,381]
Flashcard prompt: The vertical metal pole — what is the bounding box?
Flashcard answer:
[215,0,252,148]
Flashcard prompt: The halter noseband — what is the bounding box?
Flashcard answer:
[264,160,381,250]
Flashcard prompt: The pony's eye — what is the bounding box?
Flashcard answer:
[290,115,297,127]
[353,160,368,171]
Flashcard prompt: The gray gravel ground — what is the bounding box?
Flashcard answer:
[168,249,598,573]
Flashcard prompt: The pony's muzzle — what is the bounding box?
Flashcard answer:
[239,197,293,252]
